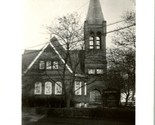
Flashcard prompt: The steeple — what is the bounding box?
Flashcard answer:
[86,0,104,24]
[84,0,107,77]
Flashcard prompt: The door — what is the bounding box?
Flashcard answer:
[90,90,102,103]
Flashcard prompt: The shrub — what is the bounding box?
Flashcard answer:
[35,107,135,122]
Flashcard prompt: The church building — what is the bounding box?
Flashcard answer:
[22,0,110,108]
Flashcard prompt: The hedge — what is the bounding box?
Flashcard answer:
[35,107,135,121]
[22,96,75,108]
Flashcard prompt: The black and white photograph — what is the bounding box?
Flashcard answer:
[22,0,136,125]
[1,0,154,125]
[0,0,155,125]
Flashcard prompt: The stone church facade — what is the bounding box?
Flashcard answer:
[22,0,110,108]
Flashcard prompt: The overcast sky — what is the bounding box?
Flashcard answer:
[23,0,135,50]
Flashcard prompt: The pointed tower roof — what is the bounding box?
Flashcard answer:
[86,0,104,24]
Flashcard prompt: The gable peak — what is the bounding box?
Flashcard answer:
[50,36,58,43]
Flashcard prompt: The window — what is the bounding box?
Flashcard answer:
[39,61,45,69]
[53,61,58,69]
[39,61,58,70]
[46,61,52,69]
[75,81,82,95]
[34,82,42,95]
[96,69,103,74]
[44,82,52,95]
[84,83,87,95]
[89,36,94,49]
[55,82,62,95]
[88,69,95,74]
[95,36,101,49]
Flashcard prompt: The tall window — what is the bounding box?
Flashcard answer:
[55,82,62,95]
[46,61,52,69]
[75,81,82,95]
[89,36,94,49]
[95,36,101,49]
[34,82,42,95]
[44,82,52,95]
[39,61,45,69]
[84,83,87,95]
[88,69,95,74]
[53,61,59,69]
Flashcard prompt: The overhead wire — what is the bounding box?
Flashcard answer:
[23,22,135,56]
[25,42,49,49]
[23,1,89,51]
[76,0,89,11]
[24,19,134,49]
[23,0,135,55]
[107,24,135,34]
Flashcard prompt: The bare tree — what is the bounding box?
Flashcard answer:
[107,11,135,106]
[45,12,95,108]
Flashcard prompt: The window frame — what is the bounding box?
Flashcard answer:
[46,61,52,70]
[53,61,59,70]
[95,36,101,49]
[84,83,87,95]
[89,36,94,49]
[96,69,104,74]
[44,82,52,95]
[55,82,62,95]
[74,81,82,95]
[88,69,95,74]
[39,61,45,70]
[34,82,42,95]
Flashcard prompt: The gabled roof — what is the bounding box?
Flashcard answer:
[22,50,40,72]
[49,37,66,59]
[86,0,104,24]
[22,37,85,75]
[23,42,49,74]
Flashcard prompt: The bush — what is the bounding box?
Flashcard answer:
[35,107,135,122]
[22,96,67,108]
[22,96,76,108]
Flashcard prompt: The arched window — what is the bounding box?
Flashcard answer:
[34,82,42,95]
[55,82,62,95]
[44,82,52,95]
[95,36,101,49]
[39,61,45,69]
[89,36,94,49]
[95,32,101,49]
[89,32,94,49]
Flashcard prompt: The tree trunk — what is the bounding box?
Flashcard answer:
[66,98,71,108]
[65,92,71,108]
[125,93,129,106]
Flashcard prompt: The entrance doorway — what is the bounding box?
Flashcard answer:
[90,89,102,103]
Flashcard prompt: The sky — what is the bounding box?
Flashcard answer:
[23,0,135,51]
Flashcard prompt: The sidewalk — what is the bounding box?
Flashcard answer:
[33,117,135,125]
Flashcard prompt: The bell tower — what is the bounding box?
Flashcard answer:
[84,0,107,75]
